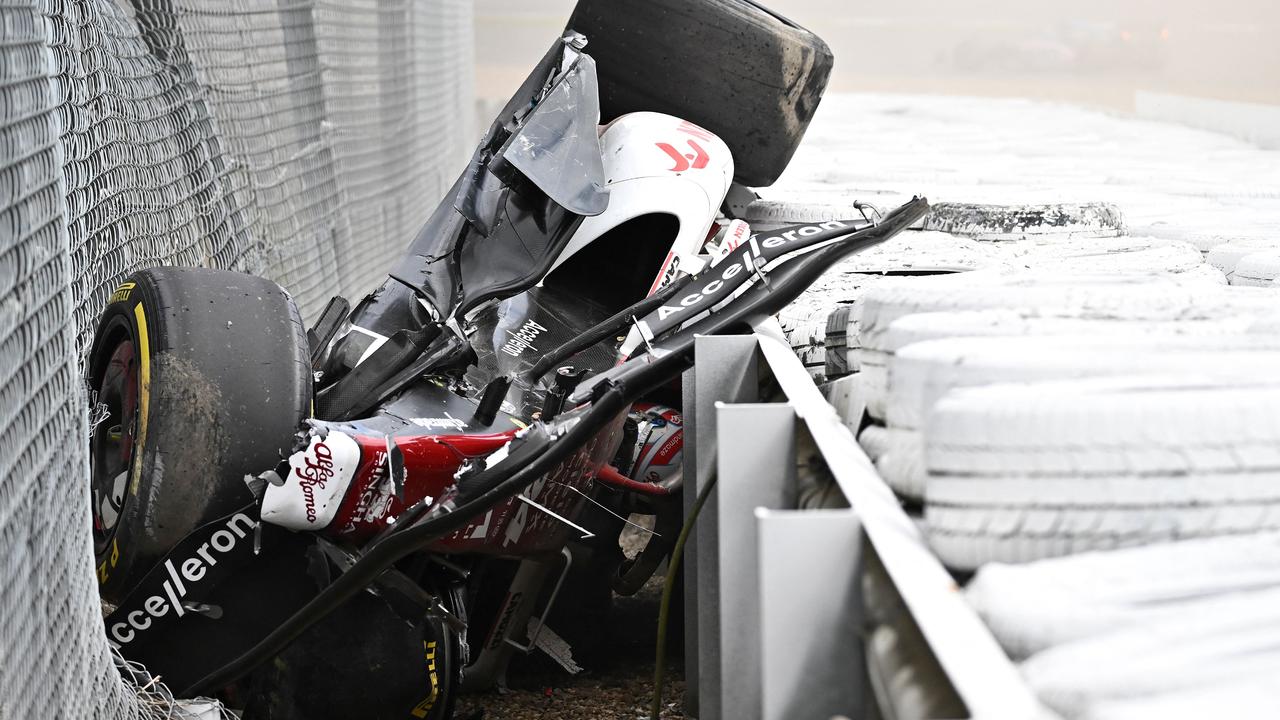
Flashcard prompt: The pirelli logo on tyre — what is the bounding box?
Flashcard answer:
[410,640,441,718]
[109,282,136,304]
[97,538,119,585]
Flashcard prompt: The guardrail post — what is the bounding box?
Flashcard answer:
[715,403,797,720]
[757,509,865,720]
[683,335,760,719]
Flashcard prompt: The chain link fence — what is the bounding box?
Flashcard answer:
[0,0,473,716]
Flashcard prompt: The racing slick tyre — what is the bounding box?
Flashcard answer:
[568,0,833,187]
[243,585,462,720]
[923,376,1280,571]
[87,267,310,603]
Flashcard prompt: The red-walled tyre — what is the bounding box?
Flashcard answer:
[87,267,310,604]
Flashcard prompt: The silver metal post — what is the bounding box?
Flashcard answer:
[683,335,760,719]
[715,403,797,720]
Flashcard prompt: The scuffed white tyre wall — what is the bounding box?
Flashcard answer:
[0,1,473,717]
[925,377,1280,569]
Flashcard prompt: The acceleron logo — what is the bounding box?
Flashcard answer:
[650,219,852,324]
[105,512,257,650]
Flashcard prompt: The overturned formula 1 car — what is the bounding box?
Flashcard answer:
[87,4,926,717]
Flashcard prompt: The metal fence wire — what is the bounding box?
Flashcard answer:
[0,0,474,716]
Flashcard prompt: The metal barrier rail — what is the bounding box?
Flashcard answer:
[680,320,1050,720]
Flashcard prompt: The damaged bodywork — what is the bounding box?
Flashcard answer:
[89,18,927,720]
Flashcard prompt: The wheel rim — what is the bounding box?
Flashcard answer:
[90,322,139,556]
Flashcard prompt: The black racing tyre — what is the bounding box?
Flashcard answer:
[87,267,310,604]
[242,585,462,720]
[568,0,833,187]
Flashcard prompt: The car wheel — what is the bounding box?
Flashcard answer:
[242,584,463,720]
[87,266,310,603]
[568,0,833,187]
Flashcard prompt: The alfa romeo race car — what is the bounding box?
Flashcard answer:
[87,4,926,717]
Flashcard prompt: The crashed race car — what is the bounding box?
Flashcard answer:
[87,5,927,718]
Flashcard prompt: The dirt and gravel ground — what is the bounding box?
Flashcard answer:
[455,524,685,720]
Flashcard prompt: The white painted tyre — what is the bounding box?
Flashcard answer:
[860,273,1250,357]
[777,271,891,383]
[1206,240,1280,281]
[860,309,1258,420]
[777,231,997,381]
[1021,589,1280,719]
[857,423,892,462]
[1005,238,1208,280]
[923,376,1280,570]
[889,334,1280,430]
[965,532,1280,660]
[1232,249,1280,287]
[880,336,1280,500]
[1080,679,1280,720]
[884,305,1278,351]
[873,428,927,499]
[775,309,830,380]
[1127,221,1277,254]
[790,239,1216,389]
[856,274,1268,419]
[736,197,882,232]
[920,202,1125,241]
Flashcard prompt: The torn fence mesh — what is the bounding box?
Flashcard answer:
[0,1,472,717]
